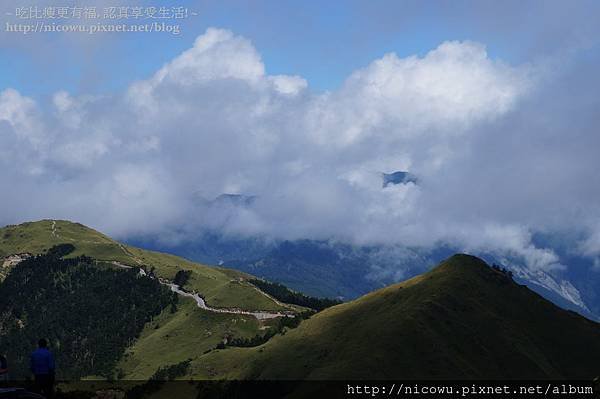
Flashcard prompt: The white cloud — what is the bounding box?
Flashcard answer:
[305,41,531,147]
[580,223,600,258]
[1,27,598,276]
[269,75,307,95]
[127,28,267,111]
[0,89,45,148]
[157,28,265,84]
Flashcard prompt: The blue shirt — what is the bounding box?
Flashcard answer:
[0,355,7,374]
[30,348,55,375]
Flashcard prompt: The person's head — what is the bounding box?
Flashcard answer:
[38,339,47,348]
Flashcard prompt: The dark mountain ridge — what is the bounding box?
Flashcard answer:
[197,254,600,379]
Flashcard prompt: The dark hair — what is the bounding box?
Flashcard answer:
[38,339,47,348]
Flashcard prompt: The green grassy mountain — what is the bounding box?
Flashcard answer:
[191,254,600,379]
[0,220,308,380]
[0,220,287,312]
[2,221,600,381]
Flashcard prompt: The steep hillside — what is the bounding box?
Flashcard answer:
[0,245,176,379]
[0,220,334,381]
[191,254,600,379]
[0,220,287,312]
[0,220,327,382]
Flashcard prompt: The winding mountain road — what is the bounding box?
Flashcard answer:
[163,281,293,320]
[111,261,292,320]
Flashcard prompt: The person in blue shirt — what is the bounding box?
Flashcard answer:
[0,353,8,382]
[30,339,55,398]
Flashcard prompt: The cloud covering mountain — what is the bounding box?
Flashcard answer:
[1,23,600,282]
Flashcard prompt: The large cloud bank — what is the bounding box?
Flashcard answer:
[1,28,600,275]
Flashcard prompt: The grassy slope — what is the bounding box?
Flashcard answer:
[0,220,312,380]
[191,254,600,380]
[0,220,286,312]
[118,298,268,379]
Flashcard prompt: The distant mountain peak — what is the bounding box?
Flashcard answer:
[382,171,418,188]
[214,193,257,206]
[194,193,257,208]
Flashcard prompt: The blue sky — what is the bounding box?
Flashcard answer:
[1,0,574,97]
